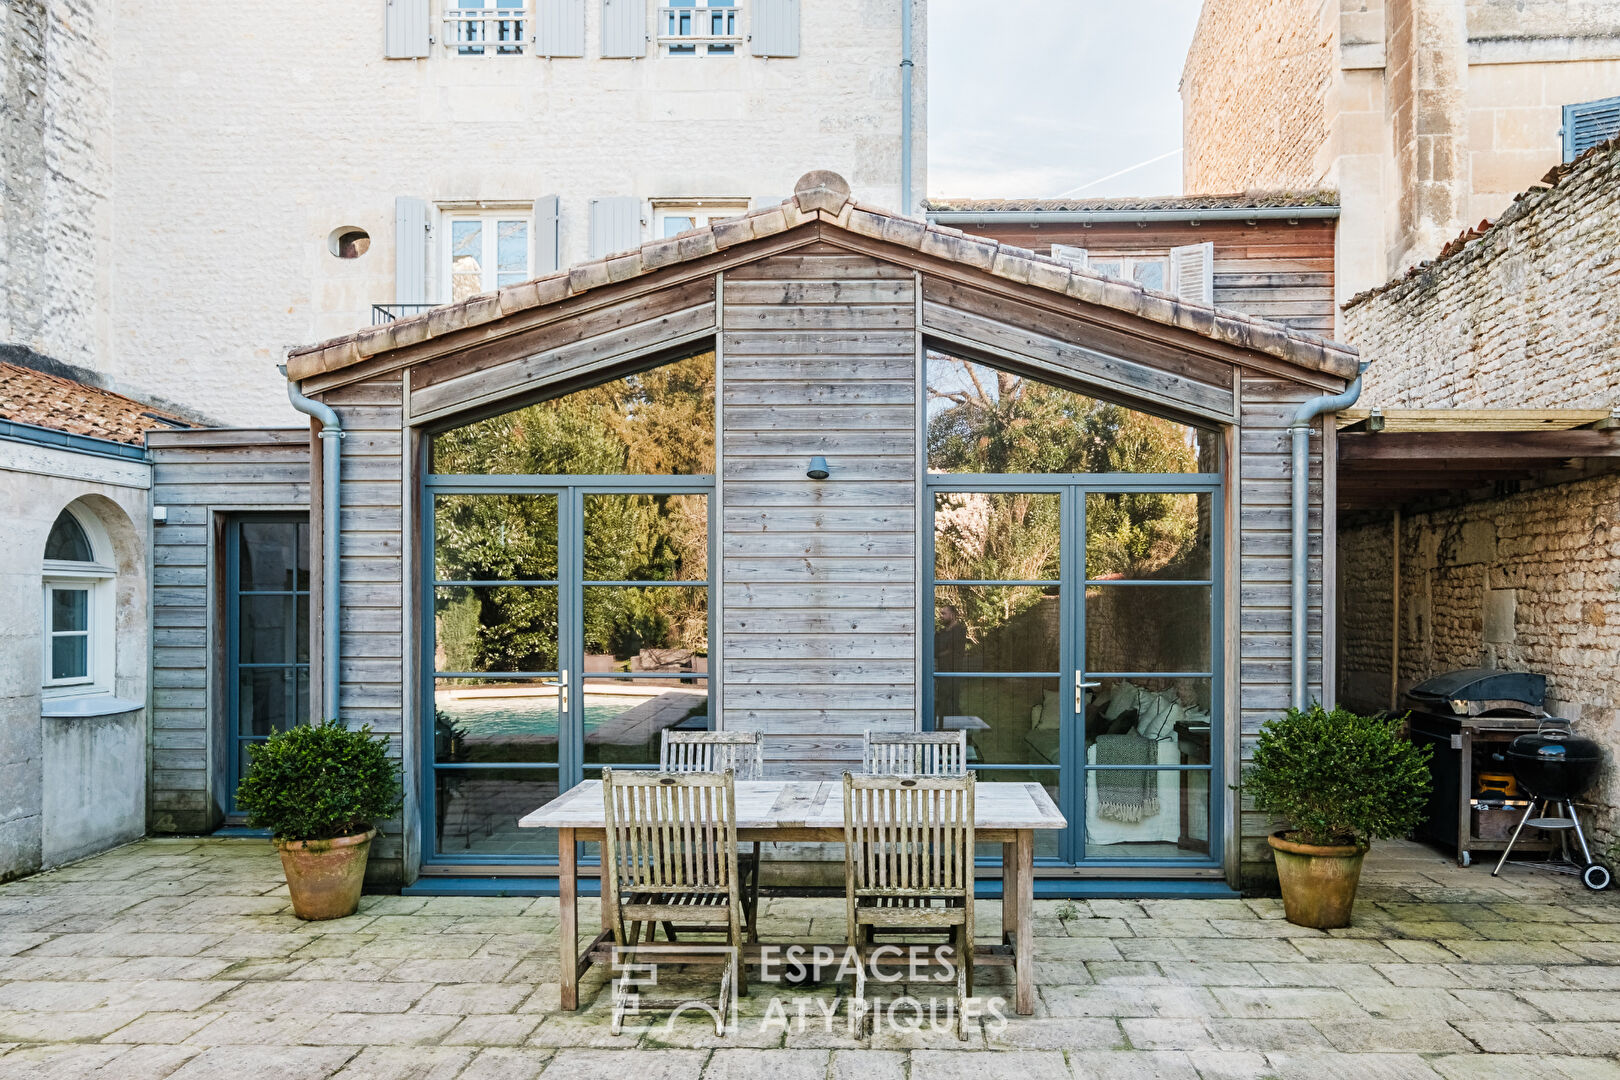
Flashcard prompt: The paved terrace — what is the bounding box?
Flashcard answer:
[1,839,1618,1079]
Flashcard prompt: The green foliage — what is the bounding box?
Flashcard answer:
[1244,705,1433,848]
[235,721,405,841]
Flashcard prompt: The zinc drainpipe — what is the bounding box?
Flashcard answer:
[281,365,343,722]
[900,0,913,215]
[1289,362,1368,710]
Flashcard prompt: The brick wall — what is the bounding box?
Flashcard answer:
[1181,0,1334,194]
[1339,142,1620,853]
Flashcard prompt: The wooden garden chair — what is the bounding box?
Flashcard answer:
[601,767,746,1034]
[863,730,968,777]
[843,772,976,1039]
[658,730,763,941]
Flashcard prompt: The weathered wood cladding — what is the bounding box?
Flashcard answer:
[719,250,919,775]
[959,219,1337,335]
[146,429,311,834]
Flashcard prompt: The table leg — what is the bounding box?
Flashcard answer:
[1001,842,1017,944]
[1014,830,1035,1016]
[559,827,578,1011]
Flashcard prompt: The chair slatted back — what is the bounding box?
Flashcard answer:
[863,730,968,777]
[660,729,764,780]
[601,768,740,903]
[843,773,975,898]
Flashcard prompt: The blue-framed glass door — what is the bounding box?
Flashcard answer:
[926,476,1223,870]
[225,515,310,813]
[422,475,713,868]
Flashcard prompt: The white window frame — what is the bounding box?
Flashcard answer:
[650,197,751,238]
[41,508,116,697]
[440,207,535,304]
[657,0,741,56]
[1056,246,1171,293]
[443,0,529,55]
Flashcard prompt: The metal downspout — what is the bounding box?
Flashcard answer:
[1288,362,1368,710]
[900,0,913,215]
[281,366,344,722]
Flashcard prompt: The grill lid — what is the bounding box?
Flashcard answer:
[1406,668,1546,713]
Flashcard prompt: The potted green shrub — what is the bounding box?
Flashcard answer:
[235,720,405,921]
[1245,705,1432,928]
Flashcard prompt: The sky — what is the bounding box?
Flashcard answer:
[927,0,1204,200]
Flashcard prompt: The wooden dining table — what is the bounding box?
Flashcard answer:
[518,778,1067,1015]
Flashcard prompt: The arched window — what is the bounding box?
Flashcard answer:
[42,507,115,693]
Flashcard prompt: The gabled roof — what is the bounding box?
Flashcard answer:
[287,171,1358,384]
[924,191,1340,214]
[0,362,192,445]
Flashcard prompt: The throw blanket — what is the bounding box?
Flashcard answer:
[1094,733,1161,823]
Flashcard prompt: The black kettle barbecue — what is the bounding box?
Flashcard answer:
[1491,719,1611,890]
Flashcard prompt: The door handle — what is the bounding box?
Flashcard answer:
[558,669,569,713]
[1075,675,1102,712]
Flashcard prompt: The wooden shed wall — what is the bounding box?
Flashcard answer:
[961,220,1337,337]
[719,250,921,775]
[147,429,310,834]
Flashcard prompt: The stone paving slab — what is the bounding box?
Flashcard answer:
[0,838,1618,1078]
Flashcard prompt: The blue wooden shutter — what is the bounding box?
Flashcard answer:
[533,195,561,273]
[750,0,800,56]
[1562,96,1620,162]
[383,0,430,59]
[600,0,646,57]
[588,197,642,257]
[395,197,431,305]
[534,0,585,56]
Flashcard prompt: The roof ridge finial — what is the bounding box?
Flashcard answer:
[793,170,852,215]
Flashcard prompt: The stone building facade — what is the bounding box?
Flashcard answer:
[1182,0,1620,310]
[1336,142,1620,851]
[4,0,926,426]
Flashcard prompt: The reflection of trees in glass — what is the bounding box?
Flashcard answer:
[429,353,714,675]
[927,353,1212,662]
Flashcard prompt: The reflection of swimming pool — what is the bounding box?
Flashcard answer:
[436,694,653,737]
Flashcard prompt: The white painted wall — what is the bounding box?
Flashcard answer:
[105,0,927,425]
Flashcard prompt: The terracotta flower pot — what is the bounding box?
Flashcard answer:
[275,829,376,920]
[1267,831,1367,930]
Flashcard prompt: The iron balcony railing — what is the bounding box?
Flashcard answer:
[657,5,741,48]
[443,5,527,54]
[373,304,437,326]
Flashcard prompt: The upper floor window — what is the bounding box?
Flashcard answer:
[42,507,115,693]
[446,212,532,303]
[445,0,526,55]
[652,198,750,238]
[659,0,739,56]
[1051,243,1214,303]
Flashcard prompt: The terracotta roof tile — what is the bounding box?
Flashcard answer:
[287,171,1358,383]
[923,191,1340,214]
[0,363,191,445]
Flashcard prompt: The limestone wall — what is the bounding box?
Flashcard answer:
[1338,142,1620,854]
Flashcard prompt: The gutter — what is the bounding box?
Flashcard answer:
[0,418,149,462]
[1288,362,1368,709]
[925,206,1340,226]
[900,0,914,215]
[281,365,344,722]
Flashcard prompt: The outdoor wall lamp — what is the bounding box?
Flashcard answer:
[1367,407,1386,432]
[806,456,830,480]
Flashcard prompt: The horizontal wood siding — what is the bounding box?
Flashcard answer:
[1237,374,1327,880]
[326,376,408,875]
[962,219,1337,336]
[721,252,919,775]
[147,429,311,833]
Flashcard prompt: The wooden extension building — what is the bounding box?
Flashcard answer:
[149,172,1360,894]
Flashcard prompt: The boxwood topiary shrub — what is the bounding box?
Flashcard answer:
[235,721,405,842]
[1244,705,1433,848]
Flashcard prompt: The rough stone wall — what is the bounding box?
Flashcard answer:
[1345,142,1620,407]
[106,0,924,426]
[1181,0,1335,193]
[0,0,113,377]
[1339,142,1620,855]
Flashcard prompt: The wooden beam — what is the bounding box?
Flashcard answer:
[1337,408,1614,432]
[1338,430,1620,463]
